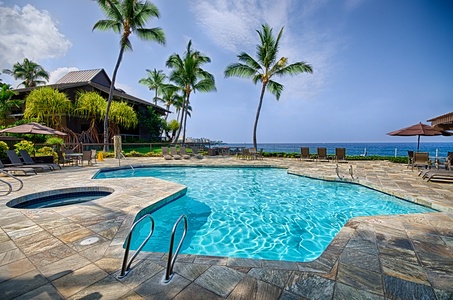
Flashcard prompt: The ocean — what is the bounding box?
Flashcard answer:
[222,142,453,157]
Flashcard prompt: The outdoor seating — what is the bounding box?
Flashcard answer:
[0,160,36,176]
[335,148,347,163]
[407,151,414,168]
[253,148,263,160]
[81,151,92,166]
[170,146,182,160]
[412,152,430,171]
[241,148,251,160]
[6,150,53,172]
[300,147,313,161]
[161,147,172,160]
[19,150,61,170]
[91,149,97,164]
[180,147,191,159]
[420,168,453,182]
[56,150,75,166]
[317,148,329,162]
[190,147,203,159]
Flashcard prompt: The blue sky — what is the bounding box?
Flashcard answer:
[0,0,452,143]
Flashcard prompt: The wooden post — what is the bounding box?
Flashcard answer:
[113,135,122,159]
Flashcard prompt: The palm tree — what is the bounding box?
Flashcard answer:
[224,24,313,149]
[0,83,22,125]
[139,68,167,105]
[2,58,49,88]
[93,0,165,151]
[166,40,216,143]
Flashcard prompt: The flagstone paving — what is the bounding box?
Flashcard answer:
[0,157,452,299]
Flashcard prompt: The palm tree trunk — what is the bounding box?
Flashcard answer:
[103,45,125,152]
[173,94,187,143]
[253,83,267,149]
[154,89,158,105]
[182,96,190,144]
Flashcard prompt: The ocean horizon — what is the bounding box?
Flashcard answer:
[221,142,453,157]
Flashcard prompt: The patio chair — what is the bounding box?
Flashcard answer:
[81,151,92,166]
[180,146,191,159]
[0,160,36,175]
[6,150,53,172]
[161,147,172,160]
[411,152,430,171]
[253,148,264,160]
[407,151,414,168]
[170,146,182,160]
[91,149,97,164]
[335,148,347,163]
[250,148,257,160]
[300,147,313,161]
[19,150,61,170]
[317,148,329,162]
[56,150,75,166]
[190,147,203,159]
[241,148,251,160]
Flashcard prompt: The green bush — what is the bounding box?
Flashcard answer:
[0,141,8,158]
[37,146,58,162]
[45,137,65,149]
[14,140,35,155]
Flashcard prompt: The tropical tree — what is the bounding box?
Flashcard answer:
[74,91,106,143]
[224,24,313,149]
[0,83,22,125]
[108,101,138,137]
[139,68,167,105]
[166,40,216,143]
[93,0,165,151]
[2,58,49,88]
[24,87,72,129]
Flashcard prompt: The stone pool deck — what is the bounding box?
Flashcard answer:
[0,157,452,299]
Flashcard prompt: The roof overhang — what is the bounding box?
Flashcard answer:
[427,112,453,131]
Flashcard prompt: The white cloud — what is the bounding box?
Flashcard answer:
[48,67,79,84]
[0,3,71,69]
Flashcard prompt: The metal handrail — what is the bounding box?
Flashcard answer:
[118,152,135,172]
[164,215,188,282]
[0,170,23,192]
[118,213,155,278]
[0,179,12,196]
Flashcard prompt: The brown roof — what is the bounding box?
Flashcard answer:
[427,112,453,130]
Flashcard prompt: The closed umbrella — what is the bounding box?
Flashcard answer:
[387,122,450,151]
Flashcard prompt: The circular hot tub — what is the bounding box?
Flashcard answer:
[7,187,114,209]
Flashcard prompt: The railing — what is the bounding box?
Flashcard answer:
[118,152,134,172]
[0,179,12,196]
[164,215,188,282]
[0,170,24,195]
[118,214,155,279]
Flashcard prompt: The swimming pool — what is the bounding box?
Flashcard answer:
[94,166,434,262]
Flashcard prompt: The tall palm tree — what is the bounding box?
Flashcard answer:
[138,68,167,105]
[166,40,216,143]
[93,0,165,151]
[224,24,313,149]
[2,58,49,88]
[0,83,21,125]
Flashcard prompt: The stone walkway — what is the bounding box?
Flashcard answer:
[0,157,452,299]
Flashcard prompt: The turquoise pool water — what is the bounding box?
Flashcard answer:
[94,167,434,262]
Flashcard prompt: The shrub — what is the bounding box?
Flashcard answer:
[37,146,58,162]
[0,141,8,158]
[14,140,35,155]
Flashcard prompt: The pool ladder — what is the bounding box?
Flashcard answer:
[0,170,24,196]
[118,213,188,282]
[118,152,134,172]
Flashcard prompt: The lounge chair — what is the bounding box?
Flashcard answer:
[317,148,329,162]
[179,147,191,159]
[300,147,313,161]
[161,147,172,160]
[421,169,453,182]
[0,160,36,175]
[412,152,430,171]
[190,147,203,159]
[335,148,347,163]
[19,150,61,170]
[6,150,53,172]
[170,147,182,160]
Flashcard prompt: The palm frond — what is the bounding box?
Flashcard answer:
[136,28,166,44]
[274,61,313,77]
[224,63,258,78]
[267,80,283,100]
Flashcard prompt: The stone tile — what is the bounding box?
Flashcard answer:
[3,224,43,240]
[174,282,223,300]
[336,263,383,295]
[285,271,335,300]
[383,274,436,300]
[14,283,63,300]
[28,243,76,269]
[52,263,109,298]
[0,258,36,283]
[46,223,84,236]
[95,257,123,274]
[380,255,430,285]
[227,257,262,268]
[194,265,245,297]
[119,291,145,300]
[334,282,384,299]
[135,269,190,300]
[426,269,453,291]
[57,227,96,243]
[248,267,292,288]
[0,269,48,300]
[173,262,210,281]
[67,274,130,300]
[38,253,91,281]
[227,274,282,300]
[0,248,26,267]
[193,255,228,265]
[16,233,63,256]
[70,236,109,255]
[116,259,165,289]
[0,240,17,254]
[339,249,380,273]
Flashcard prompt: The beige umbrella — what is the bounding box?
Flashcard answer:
[387,122,451,151]
[0,122,67,136]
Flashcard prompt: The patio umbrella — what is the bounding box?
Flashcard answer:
[387,122,450,151]
[0,122,67,136]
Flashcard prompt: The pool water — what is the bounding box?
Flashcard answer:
[95,167,434,262]
[12,191,111,209]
